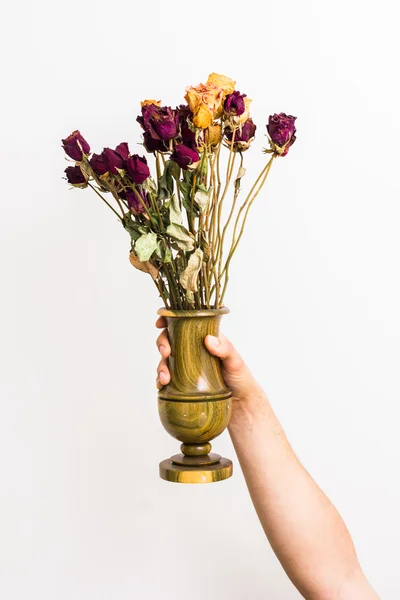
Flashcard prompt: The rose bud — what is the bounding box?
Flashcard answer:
[267,113,297,156]
[224,91,247,116]
[125,154,150,184]
[206,124,222,147]
[170,144,200,170]
[177,104,197,147]
[121,187,150,214]
[89,153,108,176]
[115,142,130,160]
[142,131,168,153]
[101,147,124,174]
[225,118,257,150]
[137,104,179,141]
[62,130,90,161]
[64,165,87,187]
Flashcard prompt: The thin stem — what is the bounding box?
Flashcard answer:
[88,183,124,220]
[219,156,275,305]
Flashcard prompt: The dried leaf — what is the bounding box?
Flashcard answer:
[194,187,212,212]
[179,248,204,292]
[169,195,182,225]
[234,166,246,192]
[166,223,195,252]
[134,231,158,262]
[129,251,159,280]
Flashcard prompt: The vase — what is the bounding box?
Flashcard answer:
[157,307,233,484]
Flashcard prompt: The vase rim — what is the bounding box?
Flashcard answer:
[157,307,229,318]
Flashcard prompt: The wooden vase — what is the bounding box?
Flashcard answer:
[157,307,233,484]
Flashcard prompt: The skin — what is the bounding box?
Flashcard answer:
[156,317,380,600]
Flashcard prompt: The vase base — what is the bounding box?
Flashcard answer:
[159,456,233,484]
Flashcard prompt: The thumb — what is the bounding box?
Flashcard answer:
[205,333,245,375]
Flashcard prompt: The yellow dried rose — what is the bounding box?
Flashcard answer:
[206,73,236,97]
[140,99,161,107]
[206,124,222,147]
[184,83,224,129]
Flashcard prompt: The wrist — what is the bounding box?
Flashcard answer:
[228,383,271,430]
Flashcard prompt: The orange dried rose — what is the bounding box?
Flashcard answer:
[184,83,224,129]
[140,99,161,107]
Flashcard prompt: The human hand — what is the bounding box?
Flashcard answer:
[155,316,262,409]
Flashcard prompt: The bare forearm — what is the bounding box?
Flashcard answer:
[228,388,378,600]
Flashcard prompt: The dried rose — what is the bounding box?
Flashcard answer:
[225,118,256,150]
[206,124,222,147]
[101,147,124,174]
[224,91,247,116]
[141,99,161,107]
[206,73,235,97]
[121,187,150,214]
[64,165,87,186]
[142,131,168,153]
[184,83,224,129]
[137,104,179,141]
[170,144,200,170]
[125,154,150,184]
[89,153,108,176]
[177,105,196,148]
[267,113,297,156]
[115,142,130,160]
[62,130,90,161]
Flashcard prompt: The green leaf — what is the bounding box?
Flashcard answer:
[179,248,204,292]
[164,246,172,263]
[123,216,142,241]
[134,231,158,262]
[169,194,183,225]
[166,223,195,252]
[158,161,175,201]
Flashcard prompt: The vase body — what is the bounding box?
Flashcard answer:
[157,307,233,484]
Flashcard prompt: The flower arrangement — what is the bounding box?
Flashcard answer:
[62,73,296,310]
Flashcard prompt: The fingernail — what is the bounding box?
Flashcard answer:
[159,344,166,355]
[159,371,168,384]
[207,335,220,348]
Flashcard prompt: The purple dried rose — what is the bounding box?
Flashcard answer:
[224,91,247,116]
[62,130,90,161]
[101,147,124,174]
[142,131,168,153]
[137,104,179,142]
[64,165,87,186]
[177,104,196,148]
[170,144,200,170]
[121,187,150,214]
[114,142,130,160]
[225,119,257,150]
[125,154,150,184]
[267,113,297,156]
[89,153,108,176]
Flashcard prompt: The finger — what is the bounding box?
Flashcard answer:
[156,358,170,389]
[156,316,167,329]
[156,330,171,358]
[204,333,245,374]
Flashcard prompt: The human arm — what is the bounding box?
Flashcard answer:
[155,318,379,600]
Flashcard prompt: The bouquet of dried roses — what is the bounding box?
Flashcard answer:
[62,72,296,310]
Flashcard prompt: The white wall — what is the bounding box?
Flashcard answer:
[1,1,399,598]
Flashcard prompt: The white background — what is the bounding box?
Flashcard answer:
[1,0,399,598]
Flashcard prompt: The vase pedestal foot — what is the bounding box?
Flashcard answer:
[159,456,232,484]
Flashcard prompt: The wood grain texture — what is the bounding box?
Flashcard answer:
[157,308,233,484]
[157,308,231,401]
[158,398,232,443]
[159,458,233,484]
